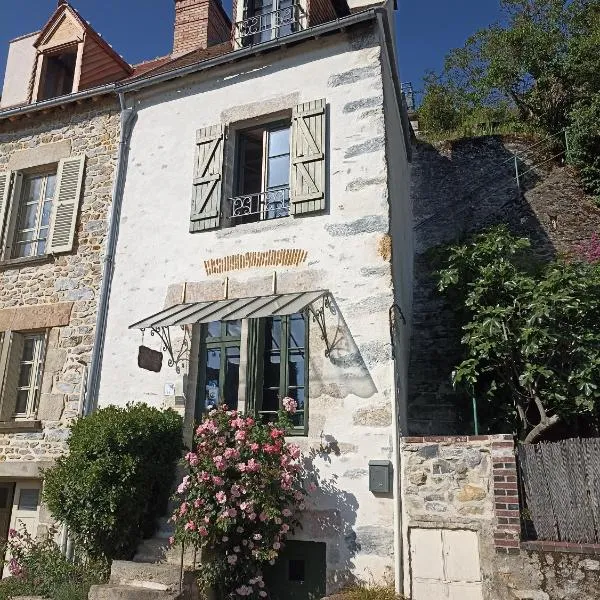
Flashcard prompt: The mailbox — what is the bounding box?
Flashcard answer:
[368,460,392,493]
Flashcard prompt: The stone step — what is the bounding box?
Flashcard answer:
[88,584,178,600]
[110,560,182,593]
[133,538,197,567]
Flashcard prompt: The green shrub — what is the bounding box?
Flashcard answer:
[0,525,106,600]
[568,97,600,201]
[43,403,182,560]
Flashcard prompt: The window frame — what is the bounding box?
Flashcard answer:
[10,169,57,260]
[251,312,309,436]
[13,332,46,421]
[36,43,79,102]
[232,119,291,223]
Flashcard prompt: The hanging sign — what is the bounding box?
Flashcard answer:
[138,345,163,372]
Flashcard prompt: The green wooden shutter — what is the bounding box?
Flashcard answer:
[47,156,86,254]
[190,124,224,232]
[290,99,326,215]
[0,171,12,251]
[0,331,24,421]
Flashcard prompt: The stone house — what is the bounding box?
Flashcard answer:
[92,0,413,594]
[0,1,134,557]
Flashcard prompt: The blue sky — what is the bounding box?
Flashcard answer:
[0,0,503,105]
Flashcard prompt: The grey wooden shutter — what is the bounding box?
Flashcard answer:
[290,99,326,215]
[190,124,224,232]
[0,171,12,250]
[0,331,24,421]
[47,155,85,254]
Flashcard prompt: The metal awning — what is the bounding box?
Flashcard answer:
[129,290,329,330]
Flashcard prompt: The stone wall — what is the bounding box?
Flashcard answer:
[408,136,600,435]
[401,435,600,600]
[0,98,120,469]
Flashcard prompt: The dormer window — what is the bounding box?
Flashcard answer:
[39,49,77,101]
[235,0,306,46]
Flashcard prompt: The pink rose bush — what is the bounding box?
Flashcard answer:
[172,397,315,599]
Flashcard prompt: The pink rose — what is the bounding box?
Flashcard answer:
[185,452,199,466]
[281,524,290,533]
[282,508,292,517]
[259,511,268,522]
[227,507,238,518]
[169,536,175,545]
[184,521,196,531]
[270,428,284,439]
[273,541,281,550]
[216,491,227,504]
[198,526,208,536]
[282,397,297,413]
[288,444,301,459]
[237,462,247,472]
[248,512,257,521]
[308,482,317,492]
[246,458,260,472]
[227,554,238,565]
[212,475,224,486]
[250,443,260,452]
[235,430,247,442]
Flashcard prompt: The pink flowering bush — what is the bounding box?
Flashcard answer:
[172,398,315,599]
[575,232,600,263]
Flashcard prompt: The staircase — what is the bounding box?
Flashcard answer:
[89,468,199,600]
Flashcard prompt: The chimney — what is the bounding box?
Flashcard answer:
[172,0,232,56]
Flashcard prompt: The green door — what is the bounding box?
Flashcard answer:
[265,541,327,600]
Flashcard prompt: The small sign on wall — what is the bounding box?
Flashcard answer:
[138,346,163,372]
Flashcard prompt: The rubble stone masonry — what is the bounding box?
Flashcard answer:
[0,98,120,468]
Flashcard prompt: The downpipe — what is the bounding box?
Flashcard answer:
[84,92,136,415]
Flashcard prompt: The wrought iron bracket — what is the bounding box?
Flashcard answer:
[141,325,191,374]
[308,294,336,357]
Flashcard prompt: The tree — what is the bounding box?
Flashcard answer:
[418,73,464,133]
[437,226,600,442]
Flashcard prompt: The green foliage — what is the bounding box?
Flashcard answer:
[418,73,464,134]
[568,97,600,200]
[438,225,600,442]
[0,525,106,600]
[43,404,182,560]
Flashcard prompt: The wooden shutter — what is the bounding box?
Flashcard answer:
[290,99,326,215]
[0,331,24,422]
[190,124,224,232]
[47,155,85,254]
[0,171,13,251]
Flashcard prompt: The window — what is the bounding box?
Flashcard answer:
[39,50,77,101]
[232,123,291,222]
[189,100,326,233]
[237,0,300,45]
[0,156,86,261]
[17,489,40,512]
[197,312,308,434]
[11,171,56,259]
[198,321,242,411]
[0,331,46,421]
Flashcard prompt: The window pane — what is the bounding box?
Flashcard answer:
[226,320,241,338]
[289,387,305,411]
[37,237,47,256]
[265,317,282,350]
[18,364,32,388]
[24,176,43,204]
[22,339,35,361]
[261,388,279,413]
[45,174,57,200]
[41,201,53,227]
[267,155,290,189]
[15,390,29,414]
[18,489,39,511]
[288,351,305,387]
[0,487,10,510]
[263,352,280,388]
[205,348,221,408]
[20,203,38,230]
[289,313,305,348]
[206,322,221,338]
[268,128,290,158]
[224,346,240,410]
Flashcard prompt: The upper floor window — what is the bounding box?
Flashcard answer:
[39,49,77,101]
[189,99,326,233]
[12,171,56,259]
[0,156,86,262]
[232,123,291,222]
[235,0,305,46]
[0,331,46,421]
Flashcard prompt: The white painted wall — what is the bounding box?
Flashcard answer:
[99,27,411,591]
[1,33,37,108]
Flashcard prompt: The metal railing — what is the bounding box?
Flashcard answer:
[234,5,306,45]
[230,187,290,221]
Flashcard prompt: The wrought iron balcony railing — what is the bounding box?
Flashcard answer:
[230,187,290,221]
[234,5,306,45]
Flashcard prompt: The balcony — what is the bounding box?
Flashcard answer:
[229,188,290,222]
[234,5,306,46]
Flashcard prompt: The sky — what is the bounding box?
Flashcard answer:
[0,0,504,106]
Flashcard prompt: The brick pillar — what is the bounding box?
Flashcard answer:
[173,0,232,56]
[492,437,521,554]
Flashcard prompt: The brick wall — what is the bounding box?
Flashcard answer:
[173,0,231,56]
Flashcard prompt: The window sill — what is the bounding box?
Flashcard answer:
[0,420,42,433]
[0,255,54,270]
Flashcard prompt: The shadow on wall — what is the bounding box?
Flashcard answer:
[310,297,378,400]
[299,446,360,591]
[408,134,600,437]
